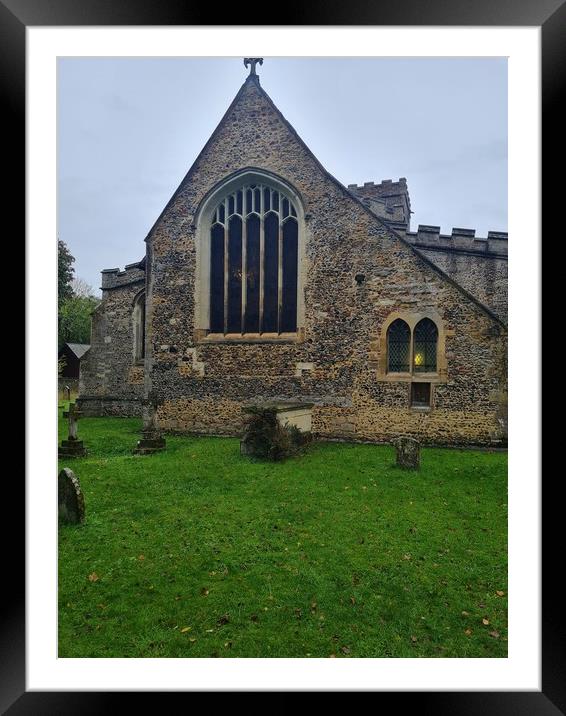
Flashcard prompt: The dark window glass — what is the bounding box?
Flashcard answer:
[387,319,411,372]
[272,191,279,212]
[237,190,243,215]
[246,189,253,215]
[411,382,431,407]
[254,188,261,213]
[263,212,279,332]
[218,203,225,224]
[210,224,225,332]
[228,195,234,216]
[244,214,260,333]
[227,216,242,332]
[264,187,271,212]
[282,197,289,218]
[413,318,438,372]
[281,219,298,332]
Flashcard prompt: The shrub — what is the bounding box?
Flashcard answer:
[241,407,311,461]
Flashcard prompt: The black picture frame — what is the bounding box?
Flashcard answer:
[9,0,557,710]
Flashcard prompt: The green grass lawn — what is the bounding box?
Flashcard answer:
[58,405,507,658]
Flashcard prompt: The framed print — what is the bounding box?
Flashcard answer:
[8,0,558,710]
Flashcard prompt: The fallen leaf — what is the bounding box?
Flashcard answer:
[189,638,196,643]
[489,631,500,639]
[200,588,209,596]
[341,646,351,655]
[350,597,356,605]
[411,636,418,643]
[180,627,191,633]
[88,573,99,582]
[205,629,214,633]
[329,654,336,658]
[461,611,470,616]
[250,614,259,622]
[138,555,145,561]
[310,601,317,612]
[464,629,472,636]
[482,618,490,626]
[217,614,230,626]
[403,554,412,560]
[496,590,505,597]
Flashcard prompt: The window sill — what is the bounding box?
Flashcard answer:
[199,332,300,345]
[380,372,443,383]
[410,405,432,412]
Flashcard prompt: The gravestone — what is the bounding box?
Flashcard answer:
[59,402,87,458]
[392,435,420,469]
[58,467,85,524]
[134,395,166,455]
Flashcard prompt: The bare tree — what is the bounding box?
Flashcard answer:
[71,277,96,298]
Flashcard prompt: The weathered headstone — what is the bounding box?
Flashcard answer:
[58,467,85,524]
[392,435,420,469]
[134,395,166,454]
[59,402,87,458]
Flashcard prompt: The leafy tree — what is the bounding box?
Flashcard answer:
[58,295,100,347]
[58,240,75,306]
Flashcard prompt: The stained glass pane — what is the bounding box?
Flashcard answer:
[263,212,279,332]
[387,319,410,372]
[227,216,242,332]
[281,219,298,332]
[210,224,225,332]
[413,318,438,372]
[244,214,260,333]
[264,187,271,211]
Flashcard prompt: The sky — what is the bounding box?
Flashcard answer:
[58,57,507,295]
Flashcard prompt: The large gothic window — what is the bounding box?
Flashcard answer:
[209,182,299,335]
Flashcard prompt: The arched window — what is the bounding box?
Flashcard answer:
[133,292,145,362]
[413,318,438,373]
[209,182,299,335]
[387,319,411,372]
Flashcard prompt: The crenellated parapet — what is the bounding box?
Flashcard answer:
[348,178,412,229]
[101,259,146,291]
[403,225,508,257]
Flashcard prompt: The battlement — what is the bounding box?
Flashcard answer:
[403,225,508,257]
[101,259,145,290]
[348,178,412,229]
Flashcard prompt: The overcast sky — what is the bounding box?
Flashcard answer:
[58,57,507,294]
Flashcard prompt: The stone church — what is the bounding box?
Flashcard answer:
[78,60,508,446]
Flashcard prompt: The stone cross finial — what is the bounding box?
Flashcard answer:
[244,58,263,77]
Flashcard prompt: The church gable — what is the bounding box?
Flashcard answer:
[80,63,507,447]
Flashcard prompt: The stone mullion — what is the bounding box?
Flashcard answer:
[277,219,283,334]
[223,200,229,335]
[409,326,415,378]
[259,214,265,334]
[241,214,247,333]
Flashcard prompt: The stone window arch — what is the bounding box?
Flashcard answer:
[195,170,305,342]
[387,319,411,372]
[133,291,145,363]
[380,311,446,380]
[413,318,438,373]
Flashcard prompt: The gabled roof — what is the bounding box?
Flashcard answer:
[62,343,90,359]
[144,73,506,329]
